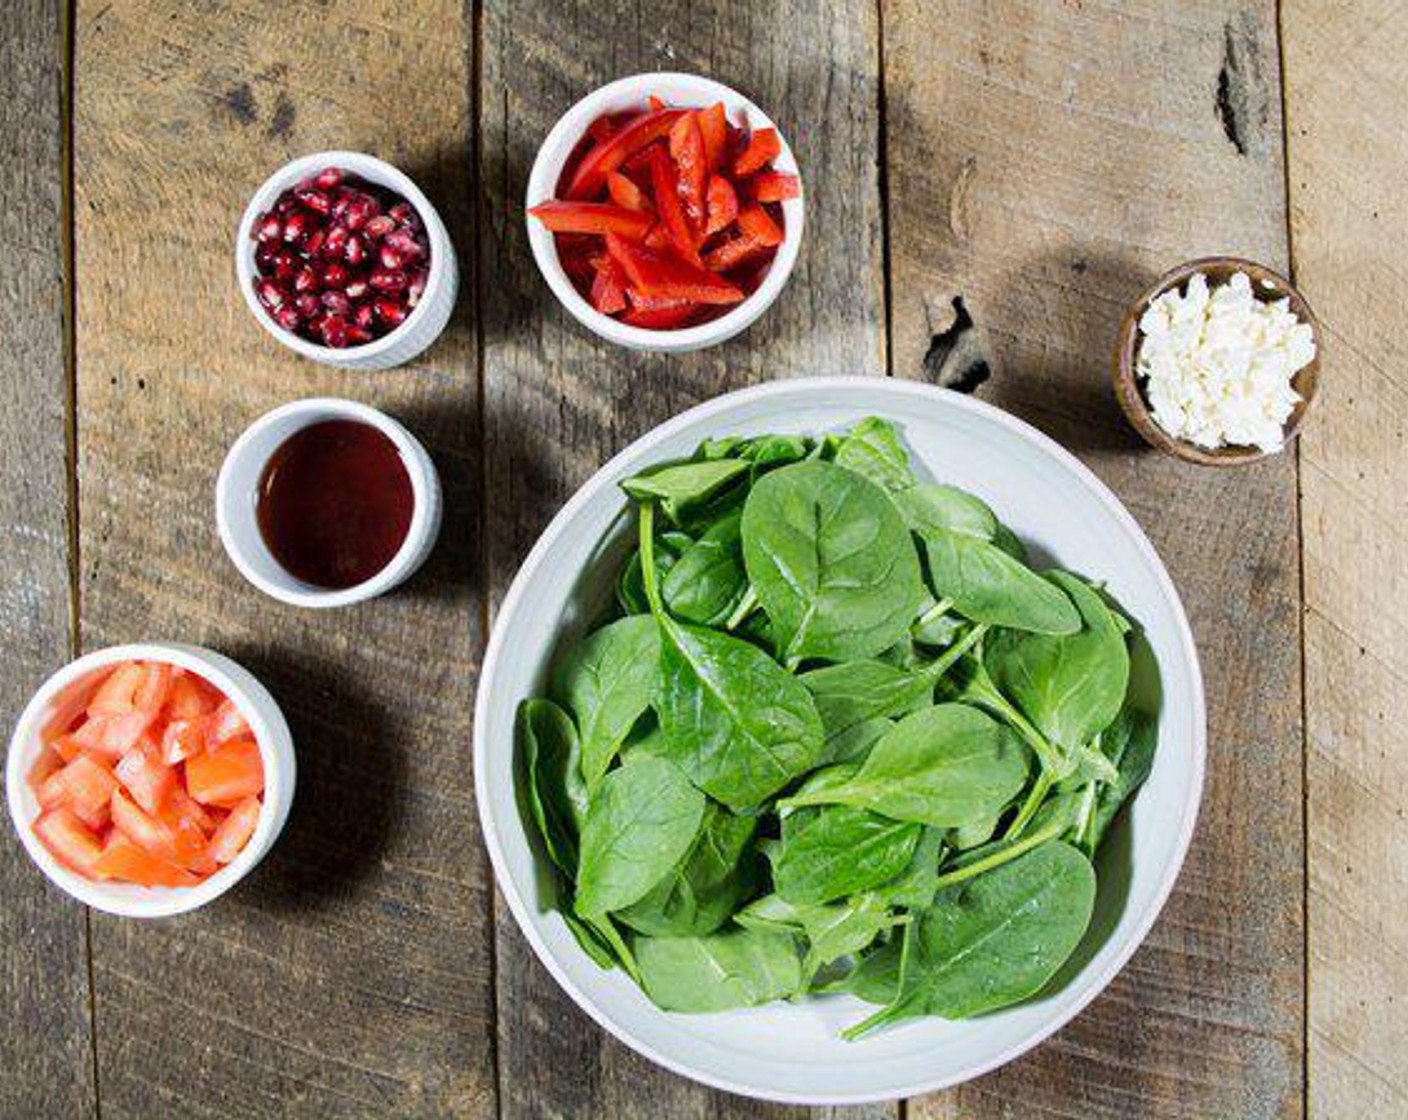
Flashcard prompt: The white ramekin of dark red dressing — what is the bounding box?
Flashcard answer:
[216,398,442,608]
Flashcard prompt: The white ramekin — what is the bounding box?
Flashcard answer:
[235,151,459,371]
[6,643,296,919]
[216,397,442,608]
[525,72,805,353]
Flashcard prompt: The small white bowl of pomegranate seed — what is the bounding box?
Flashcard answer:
[236,152,458,371]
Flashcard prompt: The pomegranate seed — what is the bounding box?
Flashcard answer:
[364,214,396,239]
[295,294,320,318]
[254,213,282,243]
[320,290,351,315]
[389,202,419,228]
[373,297,408,327]
[408,268,429,305]
[314,167,344,191]
[255,243,278,271]
[344,234,367,266]
[344,277,370,300]
[304,228,326,258]
[270,250,298,280]
[382,228,425,260]
[353,303,375,329]
[294,266,319,293]
[257,280,287,309]
[276,193,298,213]
[320,262,349,289]
[343,196,380,231]
[370,268,407,292]
[320,315,350,348]
[275,305,302,331]
[282,209,311,244]
[378,245,404,270]
[346,326,374,345]
[294,186,331,214]
[324,224,349,257]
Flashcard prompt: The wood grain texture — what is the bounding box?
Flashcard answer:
[882,3,1303,1116]
[1282,2,1408,1114]
[0,1,96,1116]
[479,1,887,1115]
[74,2,492,1116]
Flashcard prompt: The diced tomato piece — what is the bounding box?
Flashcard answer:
[160,717,206,764]
[564,108,686,200]
[528,201,653,240]
[207,797,262,865]
[169,785,217,833]
[92,830,198,887]
[606,234,745,305]
[34,808,103,876]
[647,148,702,264]
[40,667,115,744]
[115,743,177,815]
[206,699,252,749]
[70,710,157,758]
[28,746,64,791]
[185,738,264,806]
[751,171,801,202]
[50,734,86,763]
[589,257,629,315]
[111,788,208,869]
[733,127,783,177]
[737,203,784,247]
[704,176,739,236]
[698,102,728,171]
[606,171,651,213]
[703,233,771,273]
[166,673,219,719]
[39,751,120,824]
[668,111,708,226]
[133,663,173,712]
[88,663,147,715]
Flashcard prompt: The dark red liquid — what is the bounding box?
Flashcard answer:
[256,419,414,590]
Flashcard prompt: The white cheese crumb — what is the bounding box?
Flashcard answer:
[1135,271,1316,453]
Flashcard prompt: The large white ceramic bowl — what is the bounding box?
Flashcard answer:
[474,377,1205,1104]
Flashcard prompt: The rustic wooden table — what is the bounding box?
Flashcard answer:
[2,1,1404,1116]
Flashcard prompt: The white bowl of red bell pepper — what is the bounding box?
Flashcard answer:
[525,72,804,352]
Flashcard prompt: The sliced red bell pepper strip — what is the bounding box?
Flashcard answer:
[529,201,653,239]
[736,203,783,246]
[733,127,782,177]
[703,233,770,273]
[647,147,702,265]
[623,302,698,329]
[606,171,652,212]
[705,176,739,236]
[564,109,686,200]
[643,222,672,251]
[698,103,728,171]
[606,233,744,304]
[668,111,708,226]
[587,112,620,144]
[589,256,629,314]
[647,95,666,111]
[751,171,801,202]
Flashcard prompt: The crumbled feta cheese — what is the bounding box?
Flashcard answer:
[1135,271,1315,453]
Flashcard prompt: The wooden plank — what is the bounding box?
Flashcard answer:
[0,1,97,1116]
[73,2,492,1116]
[479,2,887,1116]
[1281,2,1408,1114]
[881,3,1303,1116]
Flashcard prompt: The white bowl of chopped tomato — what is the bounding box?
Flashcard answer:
[6,644,295,918]
[526,72,804,352]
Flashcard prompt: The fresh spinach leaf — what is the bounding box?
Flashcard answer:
[575,754,706,918]
[551,615,660,789]
[517,698,588,875]
[895,483,998,539]
[617,804,758,937]
[635,928,804,1012]
[773,805,922,906]
[742,460,925,664]
[1080,706,1157,855]
[833,417,916,493]
[843,841,1096,1038]
[618,530,690,616]
[622,458,749,524]
[921,528,1080,635]
[781,704,1028,829]
[662,513,748,626]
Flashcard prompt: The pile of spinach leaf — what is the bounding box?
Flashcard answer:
[517,417,1158,1039]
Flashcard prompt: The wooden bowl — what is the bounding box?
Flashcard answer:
[1112,256,1322,466]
